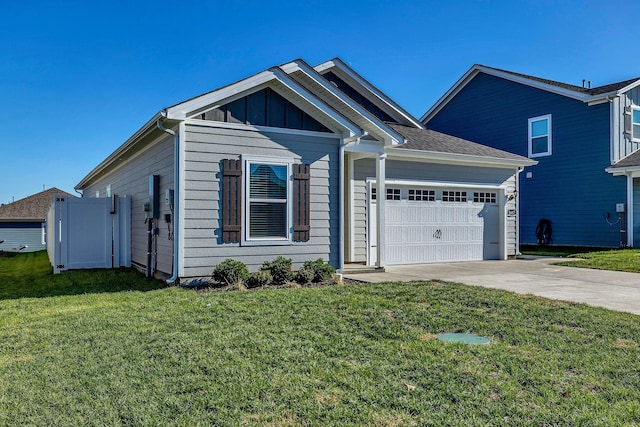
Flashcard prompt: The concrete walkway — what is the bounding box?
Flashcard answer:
[343,256,640,315]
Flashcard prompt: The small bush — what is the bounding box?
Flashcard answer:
[261,256,292,286]
[294,266,315,285]
[246,271,272,289]
[302,258,335,283]
[212,259,249,287]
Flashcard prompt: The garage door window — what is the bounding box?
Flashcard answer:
[473,192,497,203]
[442,191,467,202]
[386,188,400,200]
[408,189,435,201]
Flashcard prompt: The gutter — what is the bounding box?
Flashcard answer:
[157,113,180,285]
[75,112,164,190]
[385,147,537,168]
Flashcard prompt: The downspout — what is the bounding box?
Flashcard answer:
[157,115,180,284]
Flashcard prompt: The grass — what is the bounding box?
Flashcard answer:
[2,252,640,425]
[555,248,640,273]
[519,244,640,273]
[519,245,613,258]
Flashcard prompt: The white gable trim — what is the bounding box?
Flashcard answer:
[315,58,424,129]
[421,65,596,123]
[165,67,362,138]
[280,60,404,145]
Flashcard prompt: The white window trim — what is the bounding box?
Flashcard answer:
[242,155,294,246]
[631,106,640,143]
[528,114,552,158]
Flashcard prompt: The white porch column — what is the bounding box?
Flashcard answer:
[376,153,386,267]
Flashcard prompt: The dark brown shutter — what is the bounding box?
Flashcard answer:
[293,163,311,241]
[221,159,242,243]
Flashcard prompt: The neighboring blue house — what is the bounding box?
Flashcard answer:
[0,188,75,252]
[422,65,640,248]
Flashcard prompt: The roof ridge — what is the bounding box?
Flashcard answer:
[478,64,640,95]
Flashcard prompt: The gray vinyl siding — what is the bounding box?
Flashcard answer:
[351,157,518,262]
[0,222,45,252]
[613,88,640,163]
[183,122,340,276]
[82,133,175,275]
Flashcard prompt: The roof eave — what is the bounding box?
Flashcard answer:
[75,111,169,190]
[280,60,403,145]
[315,58,425,129]
[386,146,537,168]
[606,165,640,176]
[421,65,593,123]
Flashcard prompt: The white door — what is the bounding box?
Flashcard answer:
[368,187,501,265]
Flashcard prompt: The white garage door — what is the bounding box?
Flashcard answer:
[368,187,501,265]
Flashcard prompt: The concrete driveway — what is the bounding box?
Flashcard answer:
[343,256,640,315]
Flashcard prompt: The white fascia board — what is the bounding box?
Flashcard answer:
[421,65,592,123]
[586,80,640,105]
[165,70,276,119]
[606,166,640,177]
[75,111,166,190]
[365,177,506,190]
[166,67,360,138]
[269,67,360,137]
[386,146,538,169]
[314,58,425,129]
[280,60,403,145]
[420,65,482,123]
[615,79,640,96]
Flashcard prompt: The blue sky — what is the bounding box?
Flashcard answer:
[2,0,640,204]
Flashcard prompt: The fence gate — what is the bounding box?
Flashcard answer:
[47,195,131,274]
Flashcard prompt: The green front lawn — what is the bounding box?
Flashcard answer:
[1,252,640,425]
[556,249,640,273]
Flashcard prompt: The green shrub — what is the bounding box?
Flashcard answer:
[294,266,315,284]
[245,271,272,289]
[212,259,249,287]
[302,258,335,283]
[261,256,292,286]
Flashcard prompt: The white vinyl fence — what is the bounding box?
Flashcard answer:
[47,195,131,274]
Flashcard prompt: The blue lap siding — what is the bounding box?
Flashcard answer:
[427,73,626,247]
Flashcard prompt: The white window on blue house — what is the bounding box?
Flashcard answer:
[528,114,552,158]
[244,158,292,242]
[629,107,640,142]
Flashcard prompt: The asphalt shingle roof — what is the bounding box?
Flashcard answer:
[387,123,531,162]
[0,188,75,220]
[482,65,640,96]
[609,150,640,169]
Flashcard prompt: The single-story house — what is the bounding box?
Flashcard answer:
[75,58,534,283]
[422,64,640,247]
[0,187,75,252]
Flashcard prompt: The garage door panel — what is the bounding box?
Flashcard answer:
[369,188,501,265]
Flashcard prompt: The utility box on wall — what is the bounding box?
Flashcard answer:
[149,175,160,219]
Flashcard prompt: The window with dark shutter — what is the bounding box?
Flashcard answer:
[293,163,311,241]
[221,159,242,243]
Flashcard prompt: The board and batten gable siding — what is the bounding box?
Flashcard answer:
[614,87,640,162]
[0,222,45,252]
[183,122,340,276]
[351,158,518,262]
[427,72,625,247]
[81,133,175,275]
